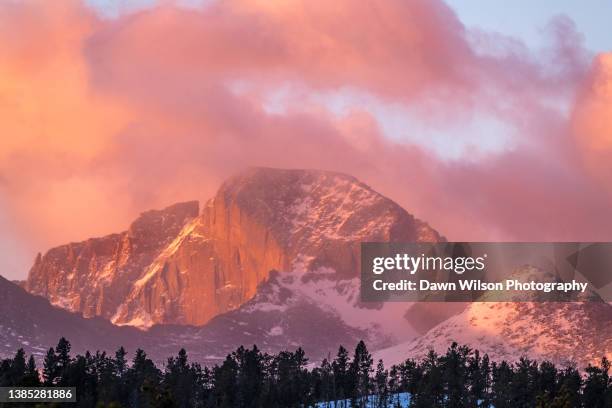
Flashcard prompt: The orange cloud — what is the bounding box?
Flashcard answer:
[0,0,609,279]
[0,1,126,160]
[0,1,134,260]
[572,53,612,187]
[88,0,473,102]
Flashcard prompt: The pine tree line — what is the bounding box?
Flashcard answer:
[0,338,610,407]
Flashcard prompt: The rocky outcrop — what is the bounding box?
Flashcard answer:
[25,201,199,319]
[26,168,442,328]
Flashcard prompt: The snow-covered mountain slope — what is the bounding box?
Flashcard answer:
[152,266,424,365]
[374,269,612,369]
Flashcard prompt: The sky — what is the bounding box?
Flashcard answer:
[1,0,612,280]
[447,0,612,52]
[86,0,612,51]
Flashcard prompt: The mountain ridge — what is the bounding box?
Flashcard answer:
[6,168,611,369]
[25,167,441,329]
[374,267,612,369]
[25,200,199,320]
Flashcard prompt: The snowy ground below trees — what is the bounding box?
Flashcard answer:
[315,392,410,407]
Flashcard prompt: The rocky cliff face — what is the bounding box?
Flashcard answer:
[26,168,441,328]
[112,168,441,327]
[25,201,199,320]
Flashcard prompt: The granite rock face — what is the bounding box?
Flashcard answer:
[26,168,441,328]
[25,201,199,320]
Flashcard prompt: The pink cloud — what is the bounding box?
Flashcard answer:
[572,52,612,188]
[0,0,609,278]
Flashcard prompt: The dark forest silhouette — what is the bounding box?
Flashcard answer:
[0,338,610,407]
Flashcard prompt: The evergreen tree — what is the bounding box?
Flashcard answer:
[512,357,539,407]
[163,348,203,408]
[115,346,128,377]
[23,354,41,386]
[549,383,574,408]
[557,364,581,407]
[538,360,558,401]
[214,353,239,408]
[316,358,334,405]
[8,348,27,386]
[397,358,421,398]
[467,350,490,407]
[272,349,309,408]
[42,347,59,386]
[94,350,121,405]
[387,365,402,408]
[332,345,351,404]
[441,342,470,408]
[292,348,311,406]
[374,359,388,408]
[0,359,10,386]
[412,350,443,408]
[583,357,610,408]
[349,340,373,407]
[491,361,513,408]
[62,354,97,407]
[55,337,72,377]
[1,337,609,408]
[126,348,161,408]
[112,346,129,404]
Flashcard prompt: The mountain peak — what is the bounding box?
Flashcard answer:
[127,200,199,249]
[26,168,441,328]
[131,200,200,225]
[218,167,440,246]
